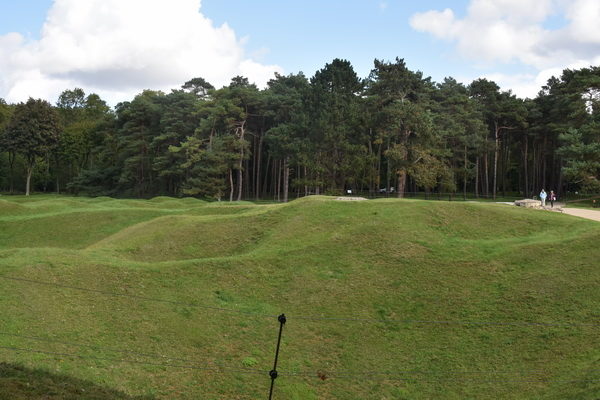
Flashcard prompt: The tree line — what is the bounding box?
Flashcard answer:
[1,58,599,200]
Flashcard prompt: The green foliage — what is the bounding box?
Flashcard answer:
[310,59,366,190]
[151,90,202,195]
[0,98,13,129]
[367,58,439,195]
[115,90,165,197]
[549,67,600,192]
[433,78,487,195]
[4,98,61,195]
[1,63,599,199]
[173,135,231,200]
[558,127,600,191]
[5,98,61,163]
[181,77,214,98]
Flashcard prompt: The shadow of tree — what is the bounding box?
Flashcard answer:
[0,362,155,400]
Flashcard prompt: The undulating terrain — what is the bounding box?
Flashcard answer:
[0,195,599,399]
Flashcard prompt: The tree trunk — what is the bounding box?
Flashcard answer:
[244,158,250,199]
[275,160,281,202]
[493,122,499,200]
[304,166,308,196]
[501,136,506,197]
[297,163,301,199]
[386,139,391,193]
[255,133,263,200]
[252,134,257,199]
[523,135,529,197]
[542,135,548,190]
[484,152,489,197]
[236,159,243,202]
[535,147,539,193]
[377,141,382,194]
[283,157,290,203]
[262,154,271,198]
[475,157,479,198]
[275,160,279,199]
[25,164,33,196]
[235,120,246,202]
[208,123,215,150]
[557,158,564,198]
[368,135,374,194]
[502,143,509,198]
[229,168,234,202]
[8,151,15,194]
[43,154,50,193]
[463,145,468,200]
[315,167,320,195]
[396,170,406,198]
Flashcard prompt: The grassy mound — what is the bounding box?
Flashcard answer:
[0,363,152,400]
[90,214,270,261]
[0,199,27,215]
[0,195,599,399]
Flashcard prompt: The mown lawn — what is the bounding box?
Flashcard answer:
[0,195,599,399]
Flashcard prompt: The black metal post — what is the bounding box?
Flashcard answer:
[268,313,286,400]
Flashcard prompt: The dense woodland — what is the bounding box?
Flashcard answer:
[0,58,599,200]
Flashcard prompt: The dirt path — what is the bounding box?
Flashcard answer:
[561,207,600,222]
[502,201,600,223]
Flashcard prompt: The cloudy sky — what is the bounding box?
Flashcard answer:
[0,0,599,105]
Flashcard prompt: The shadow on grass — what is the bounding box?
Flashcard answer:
[0,362,155,400]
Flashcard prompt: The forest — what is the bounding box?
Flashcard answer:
[0,58,599,201]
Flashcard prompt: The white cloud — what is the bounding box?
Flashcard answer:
[478,72,548,99]
[565,0,600,43]
[410,0,600,97]
[410,9,458,39]
[0,0,283,104]
[467,0,555,24]
[476,56,600,99]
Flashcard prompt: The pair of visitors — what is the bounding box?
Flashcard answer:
[540,189,557,208]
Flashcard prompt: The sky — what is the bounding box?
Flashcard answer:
[0,0,599,105]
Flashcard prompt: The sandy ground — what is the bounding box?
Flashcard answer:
[561,207,600,222]
[498,200,600,223]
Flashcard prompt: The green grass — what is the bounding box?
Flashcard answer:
[0,363,152,400]
[0,195,599,399]
[565,200,600,210]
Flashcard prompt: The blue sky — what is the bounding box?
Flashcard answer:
[0,1,52,38]
[0,0,598,104]
[201,0,472,80]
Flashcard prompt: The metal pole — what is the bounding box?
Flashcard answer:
[268,313,286,400]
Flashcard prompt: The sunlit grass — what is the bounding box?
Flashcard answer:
[0,195,599,399]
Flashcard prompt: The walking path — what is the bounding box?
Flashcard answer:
[501,200,600,223]
[540,202,600,222]
[561,207,600,222]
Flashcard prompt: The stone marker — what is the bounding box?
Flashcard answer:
[514,199,542,209]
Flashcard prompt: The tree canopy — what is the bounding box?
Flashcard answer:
[1,59,599,199]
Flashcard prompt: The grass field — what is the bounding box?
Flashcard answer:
[0,195,599,399]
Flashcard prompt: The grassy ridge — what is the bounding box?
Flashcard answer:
[0,195,599,399]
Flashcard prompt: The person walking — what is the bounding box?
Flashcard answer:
[549,190,556,208]
[540,189,547,207]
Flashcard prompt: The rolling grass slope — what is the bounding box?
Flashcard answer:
[0,195,599,399]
